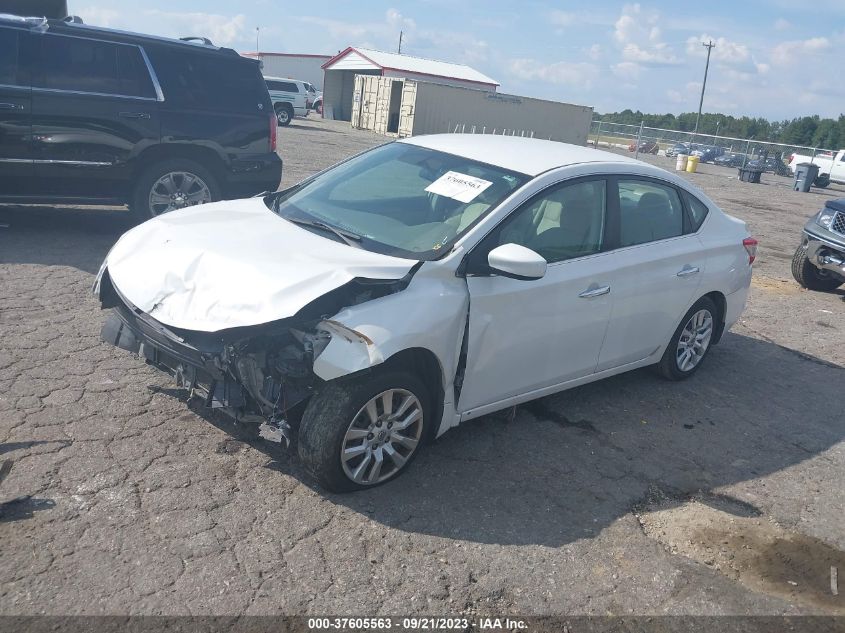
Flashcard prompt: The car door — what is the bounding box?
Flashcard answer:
[595,177,706,372]
[0,24,33,196]
[29,31,160,200]
[458,178,615,414]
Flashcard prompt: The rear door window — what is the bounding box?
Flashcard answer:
[617,179,685,247]
[267,80,298,92]
[683,191,710,232]
[0,27,21,86]
[149,48,266,112]
[36,33,154,98]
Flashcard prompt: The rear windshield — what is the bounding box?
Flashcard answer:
[148,47,269,112]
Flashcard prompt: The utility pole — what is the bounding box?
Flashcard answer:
[693,40,715,136]
[255,27,260,54]
[398,30,403,54]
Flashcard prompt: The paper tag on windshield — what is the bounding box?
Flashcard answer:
[425,171,493,203]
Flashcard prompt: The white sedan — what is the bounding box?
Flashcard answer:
[95,135,756,491]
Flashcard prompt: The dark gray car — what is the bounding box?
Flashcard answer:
[792,198,845,291]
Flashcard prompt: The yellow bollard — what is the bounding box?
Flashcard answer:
[686,155,700,173]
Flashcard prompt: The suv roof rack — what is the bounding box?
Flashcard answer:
[0,13,49,30]
[179,36,215,46]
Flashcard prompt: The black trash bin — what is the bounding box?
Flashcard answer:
[793,162,820,192]
[738,167,763,183]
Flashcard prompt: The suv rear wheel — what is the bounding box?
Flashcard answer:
[131,158,221,222]
[275,103,293,126]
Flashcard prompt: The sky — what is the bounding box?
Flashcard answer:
[76,1,845,121]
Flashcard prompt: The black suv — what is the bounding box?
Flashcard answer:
[0,15,282,220]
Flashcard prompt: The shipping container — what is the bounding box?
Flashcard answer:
[351,75,593,145]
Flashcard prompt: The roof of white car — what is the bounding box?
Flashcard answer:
[401,134,642,176]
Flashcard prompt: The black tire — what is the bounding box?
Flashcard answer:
[656,296,719,381]
[275,103,293,126]
[814,174,830,188]
[130,158,221,222]
[298,370,431,492]
[791,246,842,291]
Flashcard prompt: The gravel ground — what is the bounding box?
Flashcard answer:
[0,117,843,616]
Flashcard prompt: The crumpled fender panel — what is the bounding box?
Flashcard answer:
[312,265,468,418]
[104,198,416,332]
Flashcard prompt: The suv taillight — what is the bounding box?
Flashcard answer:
[269,113,277,152]
[743,237,758,265]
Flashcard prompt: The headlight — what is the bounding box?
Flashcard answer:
[816,211,834,229]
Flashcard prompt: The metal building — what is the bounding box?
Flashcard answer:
[242,53,331,90]
[351,75,593,145]
[321,47,498,121]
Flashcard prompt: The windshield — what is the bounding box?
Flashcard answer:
[270,142,530,259]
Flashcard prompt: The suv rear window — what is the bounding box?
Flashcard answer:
[266,80,298,92]
[149,48,267,112]
[0,27,20,86]
[36,34,155,98]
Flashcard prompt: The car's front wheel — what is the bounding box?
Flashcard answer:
[792,246,843,291]
[656,297,718,381]
[298,370,430,492]
[130,158,220,222]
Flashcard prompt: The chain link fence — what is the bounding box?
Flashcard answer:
[590,120,835,176]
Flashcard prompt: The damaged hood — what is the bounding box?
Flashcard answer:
[104,198,416,332]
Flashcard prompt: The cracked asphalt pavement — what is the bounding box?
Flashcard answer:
[1,118,843,615]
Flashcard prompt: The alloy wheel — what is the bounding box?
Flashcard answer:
[340,389,423,486]
[148,171,211,215]
[676,309,713,372]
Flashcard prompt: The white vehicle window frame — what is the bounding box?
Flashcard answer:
[461,175,611,275]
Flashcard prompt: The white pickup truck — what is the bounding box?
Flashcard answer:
[788,149,845,188]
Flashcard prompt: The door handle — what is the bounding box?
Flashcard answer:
[119,111,151,119]
[0,102,24,110]
[676,266,700,277]
[578,285,611,298]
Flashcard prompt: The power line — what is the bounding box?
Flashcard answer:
[693,40,715,135]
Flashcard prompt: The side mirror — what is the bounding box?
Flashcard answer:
[487,243,547,281]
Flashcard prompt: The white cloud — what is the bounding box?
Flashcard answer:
[685,35,751,65]
[549,10,576,27]
[613,4,680,66]
[585,44,603,61]
[386,8,416,31]
[611,61,641,80]
[771,36,831,65]
[78,7,246,46]
[774,18,791,31]
[507,58,597,88]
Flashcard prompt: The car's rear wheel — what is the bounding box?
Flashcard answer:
[130,158,220,222]
[791,246,843,291]
[275,103,293,126]
[656,297,718,381]
[298,370,430,492]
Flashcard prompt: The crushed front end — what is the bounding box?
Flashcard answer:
[94,267,417,445]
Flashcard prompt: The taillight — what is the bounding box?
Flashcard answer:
[269,112,277,152]
[743,237,758,265]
